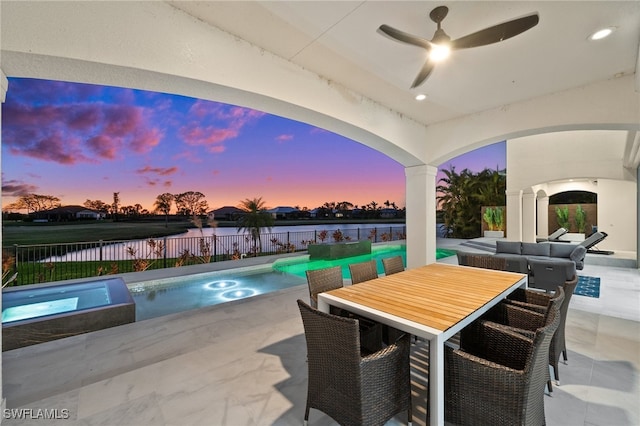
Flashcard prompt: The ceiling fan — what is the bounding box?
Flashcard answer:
[378,6,539,88]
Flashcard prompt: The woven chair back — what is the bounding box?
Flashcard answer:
[349,260,378,284]
[305,266,343,308]
[465,254,507,271]
[382,256,404,275]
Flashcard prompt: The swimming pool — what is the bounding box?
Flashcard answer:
[273,244,455,278]
[130,245,456,321]
[2,278,135,350]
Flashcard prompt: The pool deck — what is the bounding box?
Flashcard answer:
[2,239,639,425]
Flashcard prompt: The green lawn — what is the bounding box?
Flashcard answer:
[2,220,194,246]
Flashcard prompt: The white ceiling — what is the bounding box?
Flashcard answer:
[168,1,640,127]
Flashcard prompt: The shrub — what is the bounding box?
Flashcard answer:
[574,205,587,233]
[555,205,571,230]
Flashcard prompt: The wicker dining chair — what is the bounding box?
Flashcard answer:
[348,259,403,344]
[305,266,382,353]
[305,266,343,309]
[382,255,405,275]
[445,306,561,426]
[349,260,379,284]
[297,299,412,426]
[472,286,565,395]
[505,276,578,387]
[464,254,507,271]
[479,286,565,333]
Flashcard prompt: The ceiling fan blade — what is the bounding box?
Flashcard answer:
[451,13,539,50]
[411,60,436,88]
[378,24,433,50]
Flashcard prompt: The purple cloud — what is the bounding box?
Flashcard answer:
[2,89,164,164]
[1,177,38,196]
[136,166,178,176]
[178,101,266,153]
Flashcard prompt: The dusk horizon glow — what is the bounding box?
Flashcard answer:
[2,78,505,214]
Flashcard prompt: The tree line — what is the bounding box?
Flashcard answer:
[3,191,405,222]
[3,167,505,240]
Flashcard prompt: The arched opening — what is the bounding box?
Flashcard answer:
[548,190,598,238]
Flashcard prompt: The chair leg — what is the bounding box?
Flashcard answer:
[562,349,568,363]
[553,364,560,384]
[304,405,310,425]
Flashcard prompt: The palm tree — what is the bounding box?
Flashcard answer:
[237,197,274,253]
[437,167,479,238]
[437,166,506,238]
[112,192,120,221]
[154,193,174,228]
[475,168,506,207]
[336,201,354,217]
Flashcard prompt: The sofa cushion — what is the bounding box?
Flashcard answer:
[522,242,550,257]
[549,243,576,258]
[496,240,522,255]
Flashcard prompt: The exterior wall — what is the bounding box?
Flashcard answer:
[598,179,637,252]
[509,134,637,252]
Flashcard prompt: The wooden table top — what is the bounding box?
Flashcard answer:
[324,263,526,332]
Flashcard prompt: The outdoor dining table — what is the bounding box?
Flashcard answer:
[317,262,527,426]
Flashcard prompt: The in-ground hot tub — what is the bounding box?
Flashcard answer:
[2,277,135,351]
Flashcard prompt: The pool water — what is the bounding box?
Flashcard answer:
[129,267,307,321]
[2,281,112,323]
[130,245,456,321]
[273,244,455,278]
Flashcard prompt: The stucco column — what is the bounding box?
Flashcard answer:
[522,189,537,243]
[537,194,549,238]
[405,164,437,268]
[1,67,8,418]
[506,190,523,241]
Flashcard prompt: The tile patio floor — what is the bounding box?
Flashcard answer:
[2,240,639,425]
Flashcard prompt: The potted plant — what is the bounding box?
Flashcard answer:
[494,207,505,233]
[483,207,495,231]
[483,207,504,238]
[555,205,571,230]
[574,204,587,237]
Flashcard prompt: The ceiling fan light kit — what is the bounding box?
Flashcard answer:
[378,5,540,88]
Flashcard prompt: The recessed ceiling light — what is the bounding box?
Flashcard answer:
[589,27,615,41]
[415,94,427,101]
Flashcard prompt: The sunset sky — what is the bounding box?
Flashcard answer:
[2,78,505,213]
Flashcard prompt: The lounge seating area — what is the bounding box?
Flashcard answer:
[2,245,638,426]
[458,239,587,292]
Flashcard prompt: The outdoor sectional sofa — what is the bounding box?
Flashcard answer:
[457,240,587,292]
